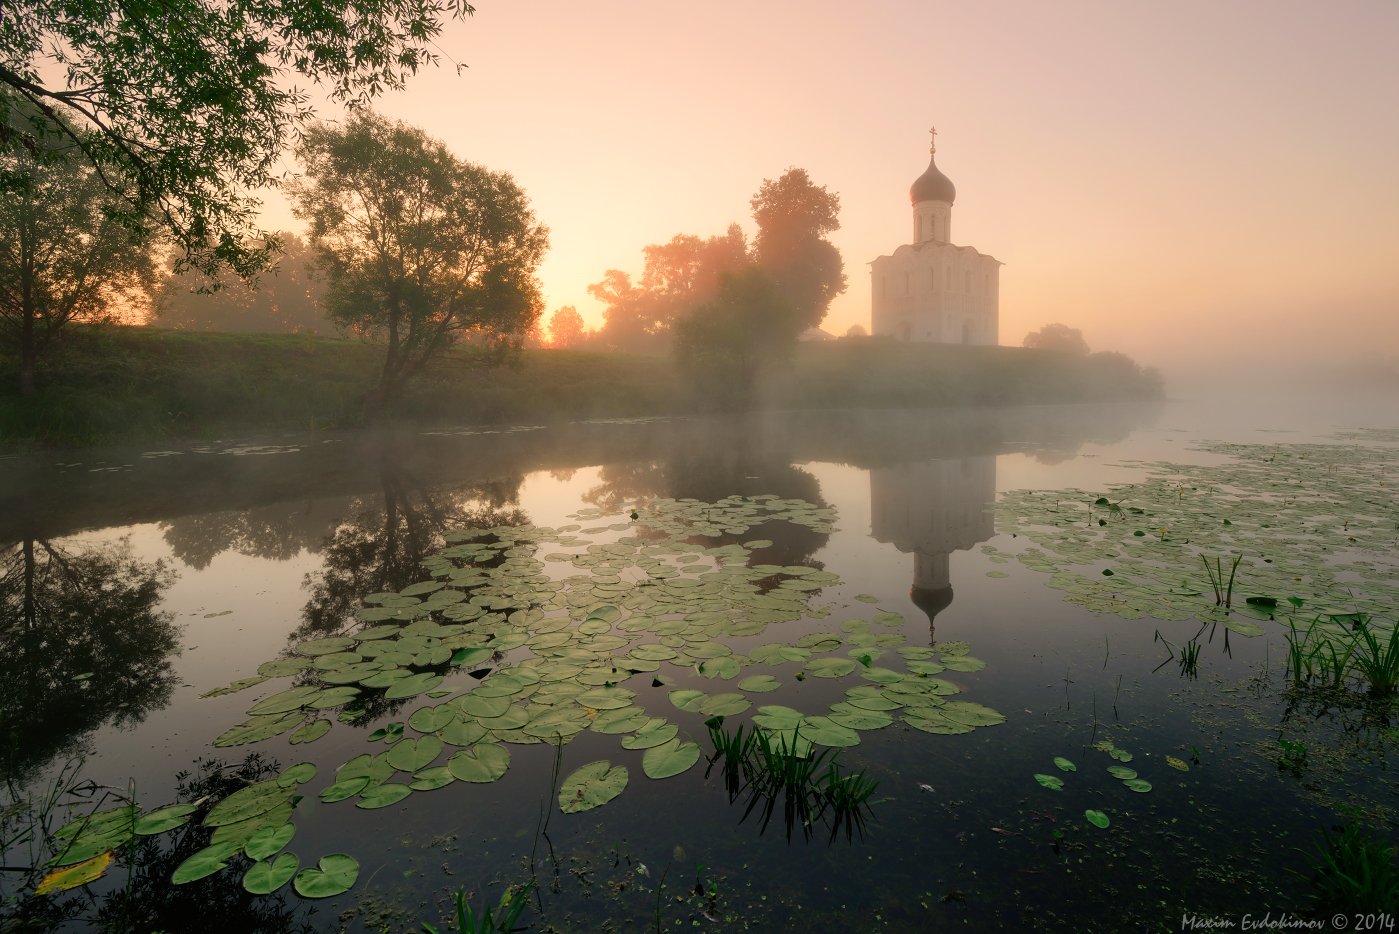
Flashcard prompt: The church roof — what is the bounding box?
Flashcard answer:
[910,153,955,204]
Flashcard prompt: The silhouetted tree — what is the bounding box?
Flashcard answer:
[2,0,475,277]
[290,112,549,413]
[1023,323,1090,354]
[0,537,179,781]
[154,232,328,334]
[673,266,799,406]
[0,134,157,396]
[590,226,749,351]
[845,323,868,338]
[547,305,587,349]
[750,168,846,331]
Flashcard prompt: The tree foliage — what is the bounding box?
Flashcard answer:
[673,267,797,406]
[0,142,157,395]
[154,233,327,334]
[589,226,748,351]
[289,112,548,410]
[546,305,587,349]
[1,0,475,277]
[1024,323,1090,354]
[750,168,846,330]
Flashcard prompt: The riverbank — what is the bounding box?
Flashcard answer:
[0,326,1164,448]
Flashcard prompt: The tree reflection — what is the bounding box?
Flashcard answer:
[582,427,830,571]
[298,458,527,642]
[0,537,179,781]
[160,500,343,570]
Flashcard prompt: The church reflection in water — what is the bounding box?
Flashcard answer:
[870,454,996,642]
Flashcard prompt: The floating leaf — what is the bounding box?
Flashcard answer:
[289,719,331,745]
[668,689,707,713]
[1034,774,1065,791]
[1165,756,1190,772]
[621,722,678,750]
[409,767,455,791]
[642,738,701,779]
[559,761,629,813]
[448,744,510,783]
[383,672,443,700]
[319,778,371,803]
[35,852,112,895]
[698,693,750,717]
[386,736,444,774]
[1084,809,1110,829]
[293,854,360,898]
[244,823,296,861]
[737,674,781,693]
[1122,778,1153,793]
[356,783,412,809]
[1053,757,1077,773]
[805,658,856,679]
[172,842,240,884]
[1106,766,1138,780]
[134,804,198,836]
[243,852,299,895]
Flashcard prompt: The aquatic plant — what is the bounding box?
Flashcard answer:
[1201,553,1243,609]
[422,880,534,934]
[1178,639,1201,679]
[1296,812,1399,913]
[1350,617,1399,696]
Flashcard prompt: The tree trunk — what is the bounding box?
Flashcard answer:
[18,301,37,398]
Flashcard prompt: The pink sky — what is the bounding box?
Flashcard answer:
[259,0,1399,371]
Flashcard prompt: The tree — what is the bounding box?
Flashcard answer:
[0,144,157,396]
[154,232,328,334]
[547,305,586,349]
[673,266,798,406]
[845,323,868,338]
[290,112,549,412]
[750,168,847,331]
[1,0,475,277]
[590,225,749,351]
[1023,323,1090,354]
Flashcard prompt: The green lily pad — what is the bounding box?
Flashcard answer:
[1122,778,1153,793]
[642,738,701,779]
[172,841,241,884]
[1106,766,1138,780]
[737,674,781,693]
[559,760,630,813]
[289,719,332,745]
[409,767,456,791]
[448,744,511,783]
[1053,757,1077,773]
[386,736,444,774]
[244,822,296,861]
[668,689,708,712]
[621,722,679,750]
[356,783,413,809]
[698,693,751,717]
[1034,774,1065,791]
[384,672,444,700]
[293,854,360,898]
[805,658,856,679]
[243,852,299,895]
[1084,809,1110,829]
[134,804,198,836]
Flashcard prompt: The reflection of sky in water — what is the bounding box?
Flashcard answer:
[7,396,1399,930]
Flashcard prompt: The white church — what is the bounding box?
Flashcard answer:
[870,129,1002,345]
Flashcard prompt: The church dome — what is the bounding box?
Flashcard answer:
[910,154,956,204]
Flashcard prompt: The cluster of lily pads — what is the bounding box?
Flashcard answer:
[991,433,1399,634]
[45,494,1004,900]
[1031,740,1191,829]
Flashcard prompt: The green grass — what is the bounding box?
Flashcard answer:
[1296,811,1399,913]
[0,327,1165,448]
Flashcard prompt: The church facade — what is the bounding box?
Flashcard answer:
[870,130,1002,345]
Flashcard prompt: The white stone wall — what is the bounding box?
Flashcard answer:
[870,244,1000,345]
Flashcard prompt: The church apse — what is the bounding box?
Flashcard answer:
[870,454,996,641]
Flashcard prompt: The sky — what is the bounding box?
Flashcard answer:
[258,0,1399,375]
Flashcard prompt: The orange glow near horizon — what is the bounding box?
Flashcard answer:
[253,0,1399,375]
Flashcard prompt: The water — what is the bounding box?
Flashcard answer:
[3,398,1396,932]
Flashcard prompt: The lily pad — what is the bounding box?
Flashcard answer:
[293,854,360,898]
[642,738,701,779]
[1084,809,1110,829]
[356,783,413,809]
[386,736,444,774]
[559,760,630,813]
[243,852,299,895]
[448,744,511,783]
[134,804,198,835]
[172,842,240,884]
[244,823,296,861]
[1034,774,1065,791]
[1122,778,1153,793]
[1053,757,1077,773]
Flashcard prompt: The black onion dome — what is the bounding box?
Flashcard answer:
[910,584,954,622]
[910,155,956,204]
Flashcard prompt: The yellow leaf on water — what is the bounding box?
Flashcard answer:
[1165,756,1190,772]
[36,851,112,895]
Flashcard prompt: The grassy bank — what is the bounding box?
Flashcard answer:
[0,327,1163,448]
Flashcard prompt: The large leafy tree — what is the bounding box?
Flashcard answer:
[589,225,749,351]
[546,305,587,349]
[750,168,846,330]
[290,112,549,412]
[1,0,475,277]
[1023,322,1090,355]
[0,144,157,396]
[673,266,798,406]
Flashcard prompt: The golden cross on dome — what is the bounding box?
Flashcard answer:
[928,125,937,154]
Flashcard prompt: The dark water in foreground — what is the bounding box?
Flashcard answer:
[2,399,1396,932]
